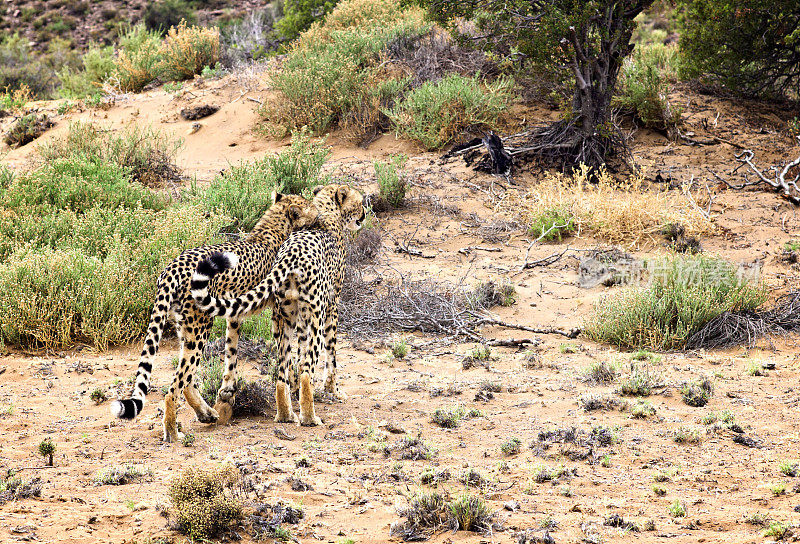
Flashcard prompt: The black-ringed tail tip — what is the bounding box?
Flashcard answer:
[109,398,143,419]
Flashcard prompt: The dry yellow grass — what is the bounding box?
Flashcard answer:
[159,22,220,82]
[501,165,715,247]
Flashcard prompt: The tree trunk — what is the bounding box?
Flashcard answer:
[562,1,653,169]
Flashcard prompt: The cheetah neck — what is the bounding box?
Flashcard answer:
[246,213,291,245]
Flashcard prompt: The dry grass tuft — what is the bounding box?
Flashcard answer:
[500,165,714,247]
[159,22,220,82]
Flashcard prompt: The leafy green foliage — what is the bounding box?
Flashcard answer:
[585,256,767,350]
[387,74,512,150]
[375,154,408,208]
[263,0,427,137]
[615,45,681,132]
[679,0,800,99]
[0,123,227,350]
[276,0,338,41]
[525,207,576,241]
[144,0,197,33]
[197,130,330,232]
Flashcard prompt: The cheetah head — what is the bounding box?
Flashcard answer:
[271,192,320,230]
[312,184,366,232]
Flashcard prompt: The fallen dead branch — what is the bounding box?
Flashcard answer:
[723,139,800,205]
[686,291,800,349]
[340,270,575,344]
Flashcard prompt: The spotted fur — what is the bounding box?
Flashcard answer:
[190,184,365,425]
[110,193,319,442]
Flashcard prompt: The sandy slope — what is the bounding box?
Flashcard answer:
[1,73,800,543]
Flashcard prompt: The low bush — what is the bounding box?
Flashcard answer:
[375,154,408,208]
[501,164,714,248]
[681,376,713,407]
[58,45,115,98]
[0,123,226,350]
[159,22,220,82]
[525,207,576,241]
[262,0,427,138]
[169,464,243,541]
[585,256,767,350]
[197,130,329,231]
[144,0,197,33]
[113,24,164,92]
[615,45,681,133]
[276,0,338,41]
[387,74,512,150]
[3,114,53,147]
[38,122,182,187]
[392,491,495,539]
[94,463,152,485]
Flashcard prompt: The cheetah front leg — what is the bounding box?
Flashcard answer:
[323,304,346,401]
[213,318,241,425]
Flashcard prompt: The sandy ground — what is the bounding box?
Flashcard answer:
[2,73,800,544]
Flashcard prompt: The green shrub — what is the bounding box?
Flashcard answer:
[614,46,681,132]
[526,207,576,241]
[264,0,427,136]
[169,465,243,542]
[679,0,800,99]
[448,494,492,532]
[94,463,151,485]
[144,0,197,33]
[3,114,53,147]
[38,122,182,187]
[374,154,408,208]
[0,207,224,350]
[681,376,713,407]
[584,256,767,350]
[113,24,164,92]
[276,0,338,41]
[387,74,512,150]
[58,45,115,98]
[38,438,56,466]
[617,364,657,397]
[197,130,329,231]
[159,22,220,82]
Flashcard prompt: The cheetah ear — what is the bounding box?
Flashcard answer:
[312,185,324,196]
[273,192,284,203]
[336,186,348,207]
[287,205,301,222]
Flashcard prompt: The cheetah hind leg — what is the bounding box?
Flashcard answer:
[213,319,241,425]
[274,316,298,424]
[297,315,322,427]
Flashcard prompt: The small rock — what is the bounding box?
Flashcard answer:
[385,422,406,434]
[180,105,219,120]
[504,500,520,512]
[274,427,296,441]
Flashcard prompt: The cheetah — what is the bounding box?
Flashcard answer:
[190,184,365,426]
[110,193,319,442]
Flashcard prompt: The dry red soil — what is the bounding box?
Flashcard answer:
[2,73,800,544]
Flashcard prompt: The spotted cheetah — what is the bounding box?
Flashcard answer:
[110,193,319,443]
[190,184,365,426]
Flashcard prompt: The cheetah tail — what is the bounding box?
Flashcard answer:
[190,251,239,313]
[192,259,287,320]
[110,278,175,420]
